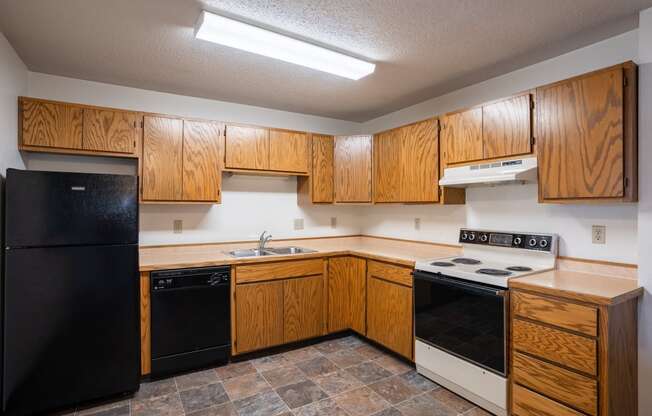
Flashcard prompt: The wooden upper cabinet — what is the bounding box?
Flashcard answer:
[269,129,309,173]
[311,134,334,203]
[374,119,438,203]
[21,99,83,149]
[225,124,269,170]
[82,109,139,154]
[441,108,483,164]
[142,116,184,201]
[537,63,636,202]
[482,94,532,159]
[182,120,223,202]
[334,135,372,203]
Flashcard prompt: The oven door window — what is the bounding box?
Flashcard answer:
[414,271,506,375]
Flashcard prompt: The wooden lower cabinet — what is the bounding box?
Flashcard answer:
[510,289,639,416]
[232,259,326,355]
[366,261,413,360]
[327,256,366,334]
[235,280,284,354]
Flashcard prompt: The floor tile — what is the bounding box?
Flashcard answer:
[186,402,238,416]
[395,393,456,416]
[345,361,393,384]
[370,408,403,416]
[275,380,328,409]
[77,398,130,416]
[134,378,178,400]
[398,371,439,393]
[179,382,230,414]
[354,345,385,360]
[337,335,365,349]
[293,398,349,416]
[333,386,390,416]
[373,355,413,375]
[326,349,366,368]
[216,361,256,380]
[462,407,493,416]
[314,340,347,354]
[295,356,339,378]
[251,354,293,372]
[132,392,184,416]
[368,375,420,405]
[283,346,323,363]
[261,365,307,388]
[232,390,289,416]
[429,389,476,413]
[176,369,221,391]
[311,369,364,395]
[223,372,272,401]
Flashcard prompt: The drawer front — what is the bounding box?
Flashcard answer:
[236,259,323,283]
[367,260,413,287]
[512,291,597,336]
[512,319,597,375]
[513,352,597,415]
[512,384,584,416]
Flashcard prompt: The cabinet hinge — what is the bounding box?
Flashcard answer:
[624,76,628,87]
[531,137,536,146]
[531,100,535,110]
[224,125,227,137]
[624,177,629,189]
[133,140,137,148]
[141,120,144,128]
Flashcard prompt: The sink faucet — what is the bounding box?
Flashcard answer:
[258,231,272,251]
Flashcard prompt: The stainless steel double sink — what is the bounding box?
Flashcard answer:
[229,246,316,258]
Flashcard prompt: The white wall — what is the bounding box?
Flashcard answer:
[637,7,652,414]
[24,73,363,245]
[358,29,641,264]
[0,32,27,175]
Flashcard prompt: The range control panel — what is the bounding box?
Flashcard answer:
[459,229,555,252]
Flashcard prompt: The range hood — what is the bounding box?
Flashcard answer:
[439,157,537,188]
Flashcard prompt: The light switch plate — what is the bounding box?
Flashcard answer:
[414,218,421,230]
[592,225,606,244]
[294,218,304,230]
[173,219,183,234]
[330,217,337,229]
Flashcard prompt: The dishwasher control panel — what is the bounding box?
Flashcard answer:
[151,266,231,291]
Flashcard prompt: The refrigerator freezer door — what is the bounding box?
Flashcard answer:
[2,245,140,416]
[5,169,138,247]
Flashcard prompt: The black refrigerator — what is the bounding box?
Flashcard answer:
[2,169,140,416]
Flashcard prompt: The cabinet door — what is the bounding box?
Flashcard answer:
[183,120,223,202]
[142,116,183,201]
[334,135,372,202]
[441,108,483,164]
[235,281,284,353]
[537,68,624,200]
[328,257,366,334]
[21,99,82,149]
[367,269,413,360]
[400,120,438,202]
[225,125,269,170]
[373,129,402,202]
[82,109,138,154]
[482,95,532,159]
[284,275,324,343]
[269,129,309,173]
[312,134,334,202]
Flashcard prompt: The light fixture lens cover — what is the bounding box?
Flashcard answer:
[195,11,375,80]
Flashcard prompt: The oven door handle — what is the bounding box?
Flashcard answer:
[412,270,507,297]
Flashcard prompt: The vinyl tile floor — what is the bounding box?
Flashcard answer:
[54,336,492,416]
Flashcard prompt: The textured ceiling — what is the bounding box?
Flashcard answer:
[0,0,650,122]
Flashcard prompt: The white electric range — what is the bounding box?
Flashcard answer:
[413,228,558,416]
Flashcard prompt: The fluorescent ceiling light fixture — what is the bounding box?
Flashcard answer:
[195,10,375,80]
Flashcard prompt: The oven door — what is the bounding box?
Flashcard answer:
[413,270,507,376]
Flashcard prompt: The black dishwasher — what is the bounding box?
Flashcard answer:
[151,266,231,377]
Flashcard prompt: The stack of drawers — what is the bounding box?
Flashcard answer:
[509,290,638,416]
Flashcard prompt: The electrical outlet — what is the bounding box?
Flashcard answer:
[414,218,421,230]
[173,219,183,234]
[294,218,304,230]
[592,225,606,244]
[330,217,337,229]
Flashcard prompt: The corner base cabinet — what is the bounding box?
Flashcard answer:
[510,289,639,416]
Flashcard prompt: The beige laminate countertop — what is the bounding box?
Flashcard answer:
[510,269,643,305]
[139,236,461,272]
